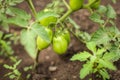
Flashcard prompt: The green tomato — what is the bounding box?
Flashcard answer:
[36,28,53,50]
[39,16,57,27]
[69,0,84,11]
[62,30,70,44]
[89,0,101,9]
[53,35,68,55]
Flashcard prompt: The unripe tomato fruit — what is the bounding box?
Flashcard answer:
[36,28,53,50]
[89,0,101,9]
[53,36,68,55]
[62,30,70,44]
[69,0,84,11]
[39,16,57,27]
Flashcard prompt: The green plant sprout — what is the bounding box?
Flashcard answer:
[3,60,22,80]
[71,42,117,79]
[0,31,14,56]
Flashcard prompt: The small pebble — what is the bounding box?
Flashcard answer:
[49,66,57,72]
[73,75,77,79]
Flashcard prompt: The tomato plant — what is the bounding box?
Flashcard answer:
[0,0,119,80]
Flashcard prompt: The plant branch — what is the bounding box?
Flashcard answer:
[33,49,40,72]
[102,18,109,27]
[63,0,70,10]
[58,9,73,22]
[83,0,97,9]
[26,0,37,17]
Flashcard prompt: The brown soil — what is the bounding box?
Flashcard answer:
[0,0,120,80]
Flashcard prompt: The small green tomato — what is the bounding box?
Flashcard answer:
[69,0,84,11]
[52,35,68,55]
[36,28,53,50]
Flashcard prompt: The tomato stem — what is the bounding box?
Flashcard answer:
[103,18,110,28]
[59,9,73,22]
[26,0,37,17]
[83,0,98,9]
[62,0,71,10]
[33,50,40,72]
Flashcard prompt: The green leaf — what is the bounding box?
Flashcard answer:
[31,23,50,42]
[99,69,110,80]
[68,17,80,29]
[6,7,15,16]
[90,56,96,63]
[20,29,37,59]
[80,61,93,79]
[106,5,116,19]
[96,48,106,55]
[9,74,16,79]
[8,7,31,20]
[0,13,9,31]
[71,51,92,61]
[13,69,21,76]
[0,13,7,21]
[1,22,9,31]
[106,26,120,37]
[79,31,91,42]
[0,40,13,55]
[7,17,28,27]
[89,13,104,24]
[91,28,111,45]
[3,64,13,69]
[109,45,120,61]
[36,11,59,21]
[8,0,24,6]
[97,5,107,14]
[103,52,118,61]
[99,59,116,70]
[24,66,32,71]
[86,42,96,53]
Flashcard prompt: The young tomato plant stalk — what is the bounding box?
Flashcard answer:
[25,0,72,70]
[26,0,104,74]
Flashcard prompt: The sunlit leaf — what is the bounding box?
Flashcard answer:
[31,23,50,42]
[8,7,31,20]
[91,28,111,45]
[8,0,24,6]
[36,11,59,21]
[97,5,107,14]
[106,5,116,19]
[20,29,37,59]
[71,51,92,61]
[99,69,110,80]
[99,59,116,70]
[7,17,28,27]
[80,61,93,79]
[89,13,104,24]
[86,42,96,53]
